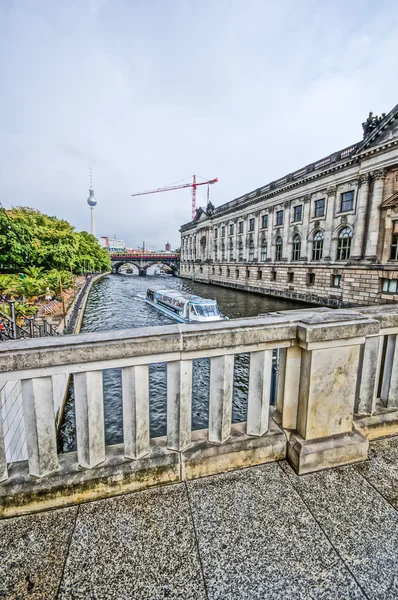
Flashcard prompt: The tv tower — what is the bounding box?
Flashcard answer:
[87,167,97,237]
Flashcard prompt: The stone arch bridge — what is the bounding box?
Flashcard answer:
[110,253,180,276]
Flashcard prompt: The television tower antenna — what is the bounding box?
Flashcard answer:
[87,166,97,237]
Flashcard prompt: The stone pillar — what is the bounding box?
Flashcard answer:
[266,208,274,260]
[282,201,290,260]
[209,355,234,443]
[351,174,371,259]
[365,169,386,260]
[122,365,150,459]
[301,196,311,260]
[253,213,259,261]
[247,350,272,436]
[323,187,336,260]
[355,335,381,415]
[233,219,238,262]
[286,314,378,474]
[74,371,105,469]
[167,360,192,451]
[242,218,248,261]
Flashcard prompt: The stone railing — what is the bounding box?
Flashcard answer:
[1,307,398,517]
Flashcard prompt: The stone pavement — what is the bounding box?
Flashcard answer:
[1,437,398,600]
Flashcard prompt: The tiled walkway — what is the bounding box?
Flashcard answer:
[2,438,398,599]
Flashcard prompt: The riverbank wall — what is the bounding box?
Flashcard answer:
[0,272,109,463]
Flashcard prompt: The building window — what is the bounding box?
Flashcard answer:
[271,270,277,281]
[214,243,218,260]
[229,238,234,260]
[219,266,222,275]
[340,191,354,212]
[390,221,398,260]
[246,269,250,278]
[221,226,225,237]
[212,267,215,275]
[292,234,301,261]
[312,231,324,261]
[221,242,225,261]
[314,198,325,217]
[238,221,243,234]
[293,205,302,222]
[236,269,239,278]
[229,223,234,235]
[307,272,315,285]
[261,239,267,261]
[249,240,255,262]
[227,267,231,277]
[382,278,398,293]
[257,270,262,280]
[249,218,255,232]
[238,241,243,261]
[214,229,218,239]
[276,210,283,226]
[288,272,294,283]
[275,236,283,261]
[332,274,341,288]
[337,227,352,260]
[262,214,268,229]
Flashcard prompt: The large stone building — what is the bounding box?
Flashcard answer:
[180,104,398,306]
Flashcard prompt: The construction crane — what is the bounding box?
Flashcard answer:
[131,175,218,221]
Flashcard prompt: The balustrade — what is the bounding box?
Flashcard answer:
[1,306,398,516]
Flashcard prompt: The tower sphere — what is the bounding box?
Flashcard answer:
[87,189,97,207]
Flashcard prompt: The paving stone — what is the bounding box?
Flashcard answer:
[355,437,398,508]
[58,483,206,600]
[187,462,365,600]
[281,460,398,600]
[0,506,77,600]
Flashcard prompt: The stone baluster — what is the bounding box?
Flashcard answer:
[167,360,192,451]
[355,335,382,415]
[301,196,311,260]
[276,346,301,429]
[365,169,386,259]
[0,400,8,482]
[286,314,378,474]
[380,335,398,408]
[351,174,371,259]
[247,350,272,435]
[122,365,150,459]
[21,377,59,477]
[74,371,105,469]
[209,355,234,443]
[323,187,336,260]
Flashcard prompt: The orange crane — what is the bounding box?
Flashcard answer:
[131,175,218,221]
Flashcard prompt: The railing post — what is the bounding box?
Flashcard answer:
[74,371,105,468]
[0,395,7,482]
[167,360,192,451]
[209,355,234,443]
[9,300,17,339]
[247,350,272,436]
[122,365,150,459]
[28,316,34,338]
[276,346,301,430]
[380,334,398,408]
[355,335,381,414]
[21,377,59,477]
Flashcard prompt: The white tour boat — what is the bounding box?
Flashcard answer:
[145,288,225,323]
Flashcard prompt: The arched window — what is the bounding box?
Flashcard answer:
[238,241,243,261]
[229,237,234,260]
[261,239,267,261]
[292,234,301,261]
[275,236,283,261]
[312,231,324,261]
[249,240,254,262]
[337,227,352,260]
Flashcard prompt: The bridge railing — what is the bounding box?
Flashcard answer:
[2,307,397,516]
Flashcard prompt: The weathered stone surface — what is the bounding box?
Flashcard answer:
[58,484,206,600]
[281,461,398,599]
[355,437,398,508]
[354,407,398,440]
[188,462,365,599]
[0,505,77,599]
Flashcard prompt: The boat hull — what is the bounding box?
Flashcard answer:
[145,298,189,323]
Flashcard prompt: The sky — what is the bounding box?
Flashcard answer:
[1,0,398,250]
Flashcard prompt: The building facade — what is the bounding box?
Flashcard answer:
[180,105,398,306]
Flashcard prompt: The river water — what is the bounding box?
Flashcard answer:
[58,274,310,452]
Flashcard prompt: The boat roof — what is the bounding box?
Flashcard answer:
[148,289,217,304]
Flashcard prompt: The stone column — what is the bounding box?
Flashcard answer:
[351,174,371,259]
[233,219,238,262]
[323,187,336,260]
[286,313,378,474]
[301,196,311,261]
[365,169,386,260]
[266,208,274,260]
[282,201,290,260]
[253,213,259,261]
[242,218,248,261]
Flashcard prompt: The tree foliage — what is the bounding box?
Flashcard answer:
[0,207,110,273]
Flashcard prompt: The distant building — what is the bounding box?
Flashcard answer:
[165,242,171,252]
[97,236,109,249]
[108,238,126,251]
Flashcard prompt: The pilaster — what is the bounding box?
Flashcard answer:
[351,173,371,259]
[364,169,386,260]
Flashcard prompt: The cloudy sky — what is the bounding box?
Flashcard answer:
[1,0,398,250]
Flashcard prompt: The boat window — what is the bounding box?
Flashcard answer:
[192,303,220,317]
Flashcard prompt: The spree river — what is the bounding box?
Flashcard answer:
[59,274,310,452]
